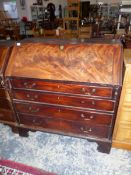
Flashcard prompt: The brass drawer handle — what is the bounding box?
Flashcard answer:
[33,119,36,123]
[31,83,36,88]
[28,106,39,113]
[32,119,42,125]
[81,88,96,95]
[91,101,95,105]
[81,88,85,92]
[81,88,90,95]
[58,109,61,112]
[26,94,38,100]
[80,114,94,120]
[23,82,28,88]
[81,100,85,104]
[23,82,36,88]
[80,127,92,133]
[91,88,96,93]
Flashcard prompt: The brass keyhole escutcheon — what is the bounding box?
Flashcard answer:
[60,45,64,51]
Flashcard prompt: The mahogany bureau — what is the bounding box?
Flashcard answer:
[0,45,16,127]
[4,39,123,153]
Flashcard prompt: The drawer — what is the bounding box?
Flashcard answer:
[12,90,115,112]
[0,108,15,122]
[14,102,113,126]
[18,114,110,139]
[0,98,11,110]
[116,124,131,142]
[11,78,113,99]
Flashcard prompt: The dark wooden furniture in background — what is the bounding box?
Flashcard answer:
[0,45,16,128]
[0,11,19,40]
[79,26,92,39]
[2,39,123,153]
[63,0,80,38]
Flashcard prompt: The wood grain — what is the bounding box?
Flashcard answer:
[14,101,113,125]
[113,52,131,150]
[12,89,115,112]
[18,113,110,139]
[11,78,113,99]
[0,47,8,73]
[0,109,14,122]
[5,42,123,85]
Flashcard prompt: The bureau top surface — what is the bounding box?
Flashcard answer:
[5,40,123,85]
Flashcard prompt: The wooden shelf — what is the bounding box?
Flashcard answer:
[63,0,80,38]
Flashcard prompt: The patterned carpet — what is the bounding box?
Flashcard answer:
[0,123,131,175]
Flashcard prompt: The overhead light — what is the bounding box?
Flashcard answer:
[98,2,103,6]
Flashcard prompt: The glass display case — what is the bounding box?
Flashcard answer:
[31,5,44,21]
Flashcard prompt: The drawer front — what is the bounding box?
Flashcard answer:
[0,109,14,122]
[19,114,110,139]
[12,90,115,112]
[14,102,113,126]
[11,78,113,99]
[0,98,11,110]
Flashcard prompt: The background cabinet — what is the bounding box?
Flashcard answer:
[113,49,131,150]
[31,5,44,21]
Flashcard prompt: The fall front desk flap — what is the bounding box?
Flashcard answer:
[5,41,123,85]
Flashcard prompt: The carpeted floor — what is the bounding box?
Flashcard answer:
[0,123,131,175]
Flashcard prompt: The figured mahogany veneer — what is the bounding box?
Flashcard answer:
[12,89,115,112]
[11,78,113,99]
[19,114,110,139]
[6,42,122,84]
[14,102,113,126]
[4,39,123,153]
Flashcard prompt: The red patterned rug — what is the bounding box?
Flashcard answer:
[0,159,57,175]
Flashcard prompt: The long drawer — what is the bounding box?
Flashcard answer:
[0,108,14,122]
[18,113,110,139]
[14,102,113,126]
[12,90,115,112]
[11,78,113,99]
